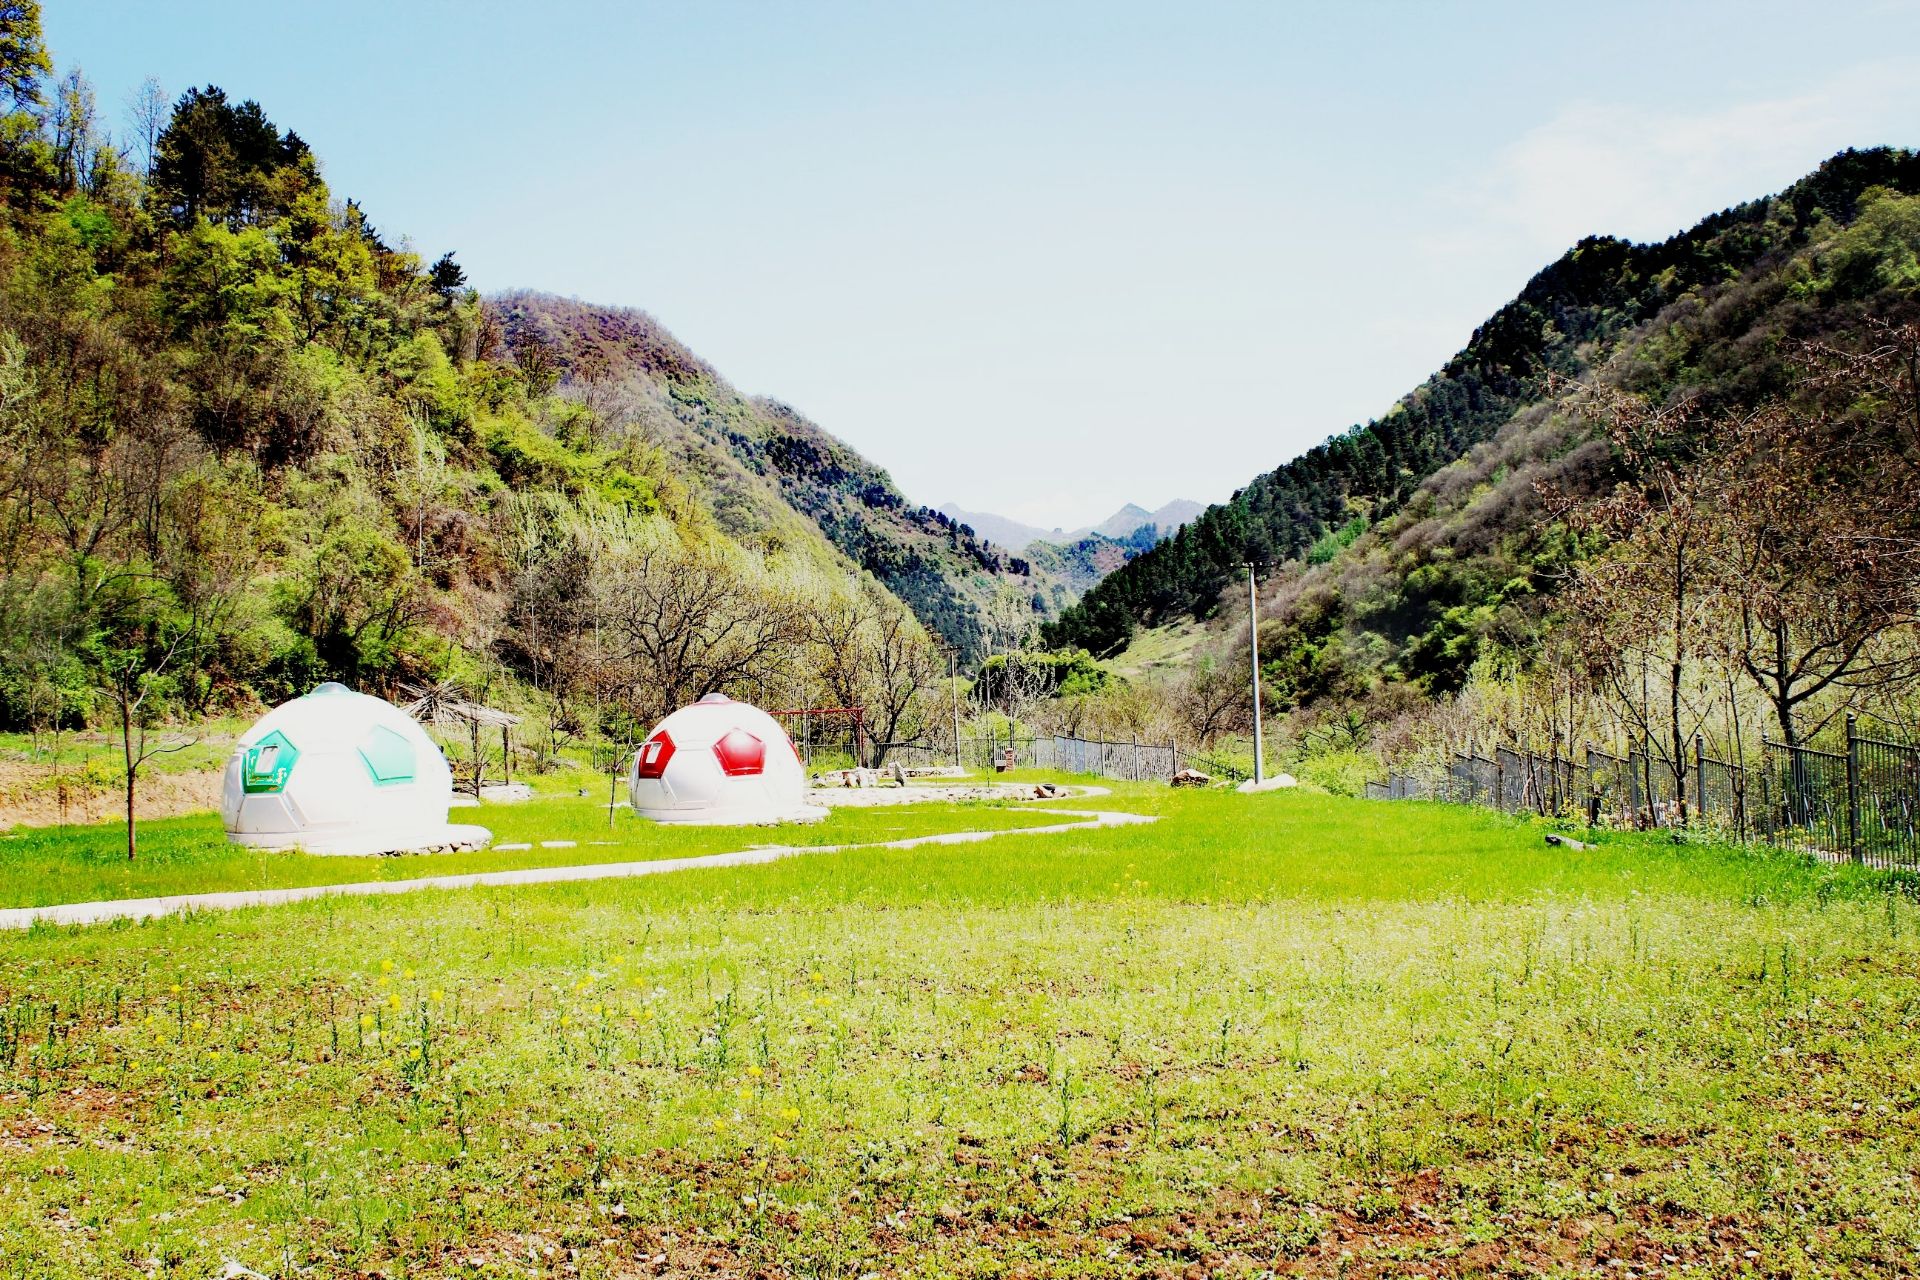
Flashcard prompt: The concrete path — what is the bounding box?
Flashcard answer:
[0,807,1156,931]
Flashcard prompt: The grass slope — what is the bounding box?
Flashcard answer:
[0,788,1913,1277]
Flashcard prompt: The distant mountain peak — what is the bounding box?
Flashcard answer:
[935,499,1202,554]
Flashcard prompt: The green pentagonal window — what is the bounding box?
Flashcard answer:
[357,724,417,786]
[242,731,299,794]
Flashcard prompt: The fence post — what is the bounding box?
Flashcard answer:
[1694,733,1706,827]
[1846,712,1861,863]
[1759,756,1772,842]
[1584,741,1598,827]
[1494,751,1503,813]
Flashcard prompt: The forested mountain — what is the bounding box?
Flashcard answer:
[1022,523,1160,607]
[487,292,1033,656]
[1047,145,1920,776]
[1045,148,1920,663]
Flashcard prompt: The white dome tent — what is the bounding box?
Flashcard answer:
[221,683,492,856]
[629,693,826,825]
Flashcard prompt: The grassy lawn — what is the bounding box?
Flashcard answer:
[0,790,1071,909]
[0,786,1914,1277]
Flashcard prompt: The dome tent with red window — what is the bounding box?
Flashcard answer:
[628,693,826,825]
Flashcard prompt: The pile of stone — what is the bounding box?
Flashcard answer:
[817,768,883,788]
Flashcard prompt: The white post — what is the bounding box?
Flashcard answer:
[1247,562,1264,786]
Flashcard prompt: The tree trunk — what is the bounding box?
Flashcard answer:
[1773,619,1797,747]
[1668,656,1688,824]
[121,695,137,861]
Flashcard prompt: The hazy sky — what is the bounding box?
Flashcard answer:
[48,1,1920,529]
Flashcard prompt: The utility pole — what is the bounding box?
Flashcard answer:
[1246,562,1265,786]
[947,647,963,769]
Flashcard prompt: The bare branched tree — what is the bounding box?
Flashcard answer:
[597,545,801,724]
[124,76,166,179]
[1173,647,1246,747]
[1564,388,1718,816]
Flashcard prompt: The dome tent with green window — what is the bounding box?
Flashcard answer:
[221,683,492,855]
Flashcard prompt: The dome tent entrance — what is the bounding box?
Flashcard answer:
[629,693,826,825]
[222,683,492,856]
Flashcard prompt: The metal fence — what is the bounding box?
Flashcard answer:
[1032,734,1179,781]
[1371,715,1919,870]
[883,732,1188,784]
[1755,717,1920,869]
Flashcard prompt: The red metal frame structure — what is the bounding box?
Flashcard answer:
[769,706,867,768]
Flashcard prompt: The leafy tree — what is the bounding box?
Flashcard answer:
[429,251,466,297]
[151,85,314,227]
[0,1,49,111]
[81,573,205,861]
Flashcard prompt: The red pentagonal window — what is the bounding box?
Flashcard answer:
[635,731,676,780]
[712,728,765,777]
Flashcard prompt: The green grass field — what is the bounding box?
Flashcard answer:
[0,785,1915,1277]
[0,790,1071,910]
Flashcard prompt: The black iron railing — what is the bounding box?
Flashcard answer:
[1370,716,1916,871]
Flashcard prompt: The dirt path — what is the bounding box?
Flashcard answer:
[0,807,1157,931]
[0,765,223,830]
[813,782,1110,807]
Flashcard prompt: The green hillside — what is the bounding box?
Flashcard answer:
[1045,148,1920,675]
[1023,523,1158,610]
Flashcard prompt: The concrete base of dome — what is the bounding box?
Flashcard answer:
[634,804,830,826]
[225,822,494,857]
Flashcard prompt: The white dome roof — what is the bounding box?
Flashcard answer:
[221,683,490,855]
[629,693,822,825]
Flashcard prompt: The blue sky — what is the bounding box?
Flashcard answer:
[47,1,1920,530]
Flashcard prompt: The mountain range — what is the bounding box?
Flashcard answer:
[937,499,1204,554]
[6,25,1915,746]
